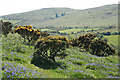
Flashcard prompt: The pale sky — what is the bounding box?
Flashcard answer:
[0,0,119,16]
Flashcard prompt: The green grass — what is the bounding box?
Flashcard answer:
[41,29,55,32]
[104,35,119,47]
[56,48,119,78]
[1,33,119,78]
[104,35,119,52]
[59,28,99,34]
[2,48,67,78]
[59,29,83,34]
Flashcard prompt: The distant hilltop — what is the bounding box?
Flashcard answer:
[0,4,118,28]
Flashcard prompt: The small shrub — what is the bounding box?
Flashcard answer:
[2,33,25,52]
[89,39,116,56]
[34,36,69,62]
[31,54,60,69]
[1,21,13,36]
[70,33,116,57]
[13,25,49,46]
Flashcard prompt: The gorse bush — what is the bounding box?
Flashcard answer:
[34,36,70,62]
[1,20,13,36]
[13,25,50,45]
[70,33,116,56]
[70,33,96,50]
[89,39,116,56]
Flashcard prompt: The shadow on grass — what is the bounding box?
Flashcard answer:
[31,54,62,69]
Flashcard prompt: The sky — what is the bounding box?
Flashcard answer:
[0,0,119,16]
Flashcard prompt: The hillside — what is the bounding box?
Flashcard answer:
[1,20,119,79]
[1,4,118,27]
[1,8,77,26]
[1,33,119,78]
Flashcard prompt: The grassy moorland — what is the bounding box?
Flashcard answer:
[1,33,119,78]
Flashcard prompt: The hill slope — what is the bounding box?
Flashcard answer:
[1,33,119,78]
[1,4,118,27]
